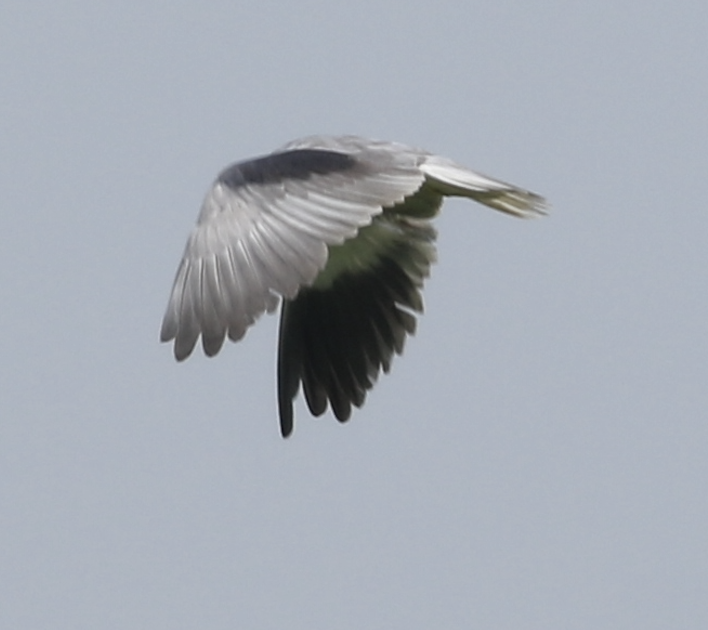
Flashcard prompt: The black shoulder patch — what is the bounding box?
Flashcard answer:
[217,149,358,189]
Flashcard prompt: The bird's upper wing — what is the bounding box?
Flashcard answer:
[160,143,427,361]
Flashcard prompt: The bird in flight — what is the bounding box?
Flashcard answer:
[161,135,546,437]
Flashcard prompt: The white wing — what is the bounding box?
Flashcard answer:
[420,155,548,218]
[160,143,427,360]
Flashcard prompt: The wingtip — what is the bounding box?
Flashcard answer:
[279,406,294,438]
[520,194,550,218]
[485,190,549,219]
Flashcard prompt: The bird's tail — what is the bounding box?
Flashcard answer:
[420,156,548,218]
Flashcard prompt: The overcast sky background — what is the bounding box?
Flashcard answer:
[1,2,706,628]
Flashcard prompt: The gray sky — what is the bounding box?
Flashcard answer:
[1,1,706,628]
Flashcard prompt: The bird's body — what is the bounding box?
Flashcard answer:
[161,135,546,436]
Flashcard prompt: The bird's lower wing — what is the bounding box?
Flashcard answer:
[277,214,437,437]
